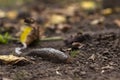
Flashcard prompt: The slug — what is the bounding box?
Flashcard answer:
[26,48,72,63]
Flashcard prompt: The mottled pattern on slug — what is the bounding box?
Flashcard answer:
[27,48,69,63]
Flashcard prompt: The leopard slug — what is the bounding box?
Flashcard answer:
[26,48,72,63]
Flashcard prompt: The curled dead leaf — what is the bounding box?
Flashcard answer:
[20,26,39,46]
[0,55,32,65]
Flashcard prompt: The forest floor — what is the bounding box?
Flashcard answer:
[0,1,120,80]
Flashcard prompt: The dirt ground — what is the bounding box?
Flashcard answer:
[0,1,120,80]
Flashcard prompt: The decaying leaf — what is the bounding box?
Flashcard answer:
[90,17,105,25]
[114,19,120,27]
[20,26,32,44]
[101,8,113,15]
[0,55,31,65]
[80,1,97,10]
[64,4,77,16]
[49,14,66,24]
[6,10,18,19]
[20,26,38,46]
[0,10,6,18]
[114,7,120,13]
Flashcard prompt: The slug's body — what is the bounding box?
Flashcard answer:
[27,48,71,63]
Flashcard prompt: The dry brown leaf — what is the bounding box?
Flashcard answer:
[114,19,120,27]
[49,14,66,24]
[91,17,105,25]
[0,55,31,65]
[6,10,18,20]
[20,26,39,46]
[101,8,112,15]
[114,7,120,12]
[64,4,77,16]
[0,10,6,18]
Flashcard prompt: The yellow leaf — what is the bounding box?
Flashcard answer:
[0,55,27,64]
[50,14,66,24]
[101,8,112,15]
[6,10,18,19]
[20,26,32,44]
[80,1,96,10]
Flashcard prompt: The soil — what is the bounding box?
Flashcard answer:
[0,2,120,80]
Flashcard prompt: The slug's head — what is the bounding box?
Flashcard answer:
[15,43,27,55]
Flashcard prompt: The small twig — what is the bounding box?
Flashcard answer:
[40,36,63,41]
[8,36,63,42]
[8,37,19,41]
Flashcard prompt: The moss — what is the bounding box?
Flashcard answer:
[70,50,79,57]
